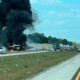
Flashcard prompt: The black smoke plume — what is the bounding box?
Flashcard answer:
[0,0,33,49]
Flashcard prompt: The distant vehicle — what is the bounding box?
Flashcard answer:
[0,46,7,54]
[9,44,26,51]
[77,48,80,52]
[48,48,55,51]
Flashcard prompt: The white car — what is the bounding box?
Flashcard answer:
[47,48,55,51]
[0,46,7,54]
[77,48,80,52]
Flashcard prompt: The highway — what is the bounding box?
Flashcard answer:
[30,54,80,80]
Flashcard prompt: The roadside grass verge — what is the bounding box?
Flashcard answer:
[0,51,79,80]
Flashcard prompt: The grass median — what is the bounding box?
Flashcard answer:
[0,51,79,80]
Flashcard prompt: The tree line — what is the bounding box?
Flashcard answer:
[28,33,73,46]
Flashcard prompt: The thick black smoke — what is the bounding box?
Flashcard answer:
[0,0,33,49]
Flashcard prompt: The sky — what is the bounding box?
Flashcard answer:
[30,0,80,43]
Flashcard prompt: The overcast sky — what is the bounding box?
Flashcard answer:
[30,0,80,43]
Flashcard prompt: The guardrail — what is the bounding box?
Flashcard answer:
[72,67,80,80]
[0,51,49,57]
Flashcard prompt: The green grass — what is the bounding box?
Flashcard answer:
[0,51,79,80]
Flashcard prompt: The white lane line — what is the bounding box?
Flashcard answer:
[0,51,48,57]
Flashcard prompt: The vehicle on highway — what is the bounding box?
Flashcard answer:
[0,46,7,54]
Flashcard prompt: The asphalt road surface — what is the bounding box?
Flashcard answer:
[30,54,80,80]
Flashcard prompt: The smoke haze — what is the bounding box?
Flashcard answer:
[0,0,33,49]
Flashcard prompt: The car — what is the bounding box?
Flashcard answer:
[0,46,7,54]
[77,48,80,52]
[47,48,55,51]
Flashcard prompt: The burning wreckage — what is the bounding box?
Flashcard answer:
[0,0,34,53]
